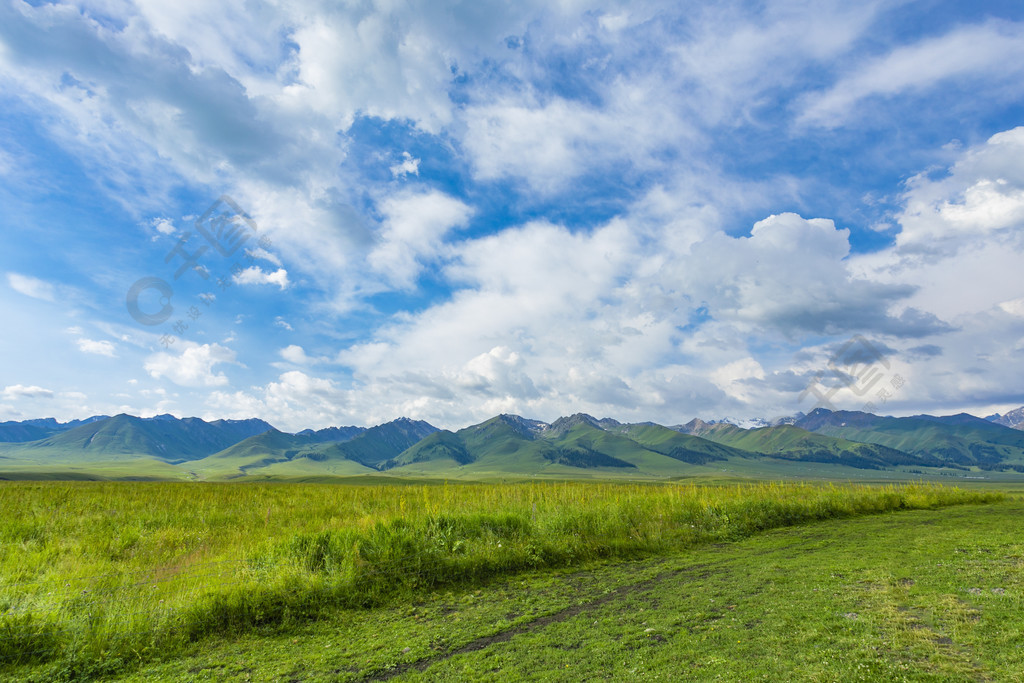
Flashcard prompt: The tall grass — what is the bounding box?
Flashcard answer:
[0,480,1001,679]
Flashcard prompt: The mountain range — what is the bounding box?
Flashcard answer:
[1,407,1023,481]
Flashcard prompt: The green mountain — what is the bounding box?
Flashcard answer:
[691,423,940,470]
[187,428,321,478]
[295,425,367,441]
[189,417,438,479]
[795,409,1024,470]
[0,416,110,443]
[387,430,473,468]
[385,413,754,478]
[5,408,1024,482]
[0,414,273,464]
[330,417,438,467]
[605,422,746,465]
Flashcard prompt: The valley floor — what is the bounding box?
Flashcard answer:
[99,497,1024,682]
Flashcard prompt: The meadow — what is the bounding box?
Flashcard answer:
[0,480,1003,681]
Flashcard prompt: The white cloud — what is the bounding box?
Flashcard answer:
[0,0,887,318]
[462,83,694,192]
[7,272,56,301]
[389,152,420,178]
[76,338,118,358]
[710,358,766,404]
[245,247,282,267]
[838,129,1024,414]
[233,266,290,290]
[2,384,54,400]
[3,1,1023,428]
[206,370,351,432]
[850,129,1024,320]
[151,217,176,236]
[455,346,539,399]
[598,11,631,33]
[368,190,473,288]
[337,204,928,426]
[144,342,237,387]
[801,21,1024,127]
[893,127,1024,254]
[279,344,311,365]
[999,298,1024,318]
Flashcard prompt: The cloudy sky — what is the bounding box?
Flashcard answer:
[1,0,1023,431]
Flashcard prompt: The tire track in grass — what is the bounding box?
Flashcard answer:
[360,565,712,681]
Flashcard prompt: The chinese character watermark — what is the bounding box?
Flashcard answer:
[799,334,907,414]
[195,195,258,257]
[125,195,276,346]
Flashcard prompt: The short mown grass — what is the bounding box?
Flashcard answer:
[0,480,1001,680]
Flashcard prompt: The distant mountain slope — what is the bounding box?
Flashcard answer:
[604,422,750,465]
[796,408,1024,469]
[201,422,367,466]
[0,415,109,442]
[202,417,277,447]
[459,414,542,451]
[6,408,1024,481]
[387,413,752,477]
[695,423,940,470]
[188,428,316,477]
[330,418,438,467]
[3,414,274,464]
[191,418,437,478]
[547,413,604,437]
[537,416,683,472]
[388,430,473,468]
[0,421,57,443]
[988,406,1024,430]
[295,425,367,441]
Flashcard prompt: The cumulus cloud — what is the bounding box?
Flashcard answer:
[999,298,1024,318]
[76,338,118,358]
[462,85,694,192]
[233,266,290,290]
[851,130,1024,324]
[368,190,473,288]
[150,217,176,237]
[894,127,1024,254]
[389,152,420,178]
[279,344,311,365]
[455,346,539,399]
[677,213,945,338]
[144,342,237,387]
[336,202,956,425]
[3,1,1023,427]
[835,130,1024,415]
[206,370,351,432]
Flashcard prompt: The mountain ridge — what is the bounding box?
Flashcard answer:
[2,407,1024,480]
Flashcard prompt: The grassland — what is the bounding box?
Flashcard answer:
[105,496,1022,682]
[0,480,1001,681]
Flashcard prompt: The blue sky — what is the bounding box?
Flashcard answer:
[2,0,1024,431]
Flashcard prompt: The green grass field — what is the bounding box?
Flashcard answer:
[110,497,1024,682]
[0,480,1008,681]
